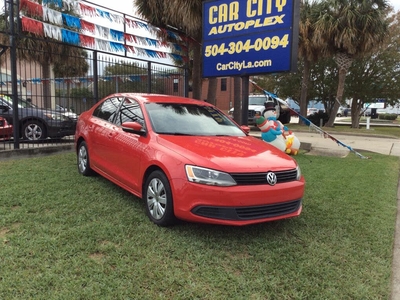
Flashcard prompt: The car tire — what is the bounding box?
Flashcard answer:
[337,113,342,117]
[77,141,94,176]
[144,170,177,227]
[22,120,47,140]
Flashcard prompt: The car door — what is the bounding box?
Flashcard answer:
[106,97,146,193]
[89,97,122,173]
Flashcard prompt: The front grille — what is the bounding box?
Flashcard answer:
[248,110,255,118]
[230,169,298,185]
[192,199,301,221]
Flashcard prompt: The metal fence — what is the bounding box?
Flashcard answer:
[0,0,188,152]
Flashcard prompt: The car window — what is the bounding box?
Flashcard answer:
[93,97,122,122]
[146,103,245,136]
[113,97,145,127]
[249,96,268,106]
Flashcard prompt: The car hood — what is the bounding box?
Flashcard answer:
[156,135,297,172]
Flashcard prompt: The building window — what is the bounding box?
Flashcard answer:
[221,78,227,91]
[173,79,179,93]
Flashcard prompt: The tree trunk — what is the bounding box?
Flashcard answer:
[233,76,242,124]
[324,66,346,127]
[191,43,202,100]
[350,98,364,128]
[299,59,310,125]
[325,53,353,127]
[206,77,217,105]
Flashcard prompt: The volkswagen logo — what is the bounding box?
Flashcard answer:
[266,172,277,186]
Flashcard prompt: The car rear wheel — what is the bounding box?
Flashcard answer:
[77,141,94,176]
[144,170,177,226]
[22,120,47,140]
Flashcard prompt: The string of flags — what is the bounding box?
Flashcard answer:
[0,74,182,86]
[19,0,189,62]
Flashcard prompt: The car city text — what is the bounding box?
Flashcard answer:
[207,0,287,36]
[205,0,289,58]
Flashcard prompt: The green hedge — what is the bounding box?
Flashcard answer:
[378,113,398,120]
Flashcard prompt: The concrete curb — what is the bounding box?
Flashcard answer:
[0,144,74,161]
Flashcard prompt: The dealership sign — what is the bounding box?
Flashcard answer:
[202,0,299,77]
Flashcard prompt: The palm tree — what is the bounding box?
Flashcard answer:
[134,0,218,102]
[313,0,389,127]
[297,0,324,124]
[345,9,400,128]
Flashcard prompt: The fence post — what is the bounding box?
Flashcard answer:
[9,0,20,149]
[93,50,99,102]
[241,76,249,126]
[147,62,151,93]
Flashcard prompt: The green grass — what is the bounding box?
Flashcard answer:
[0,152,399,299]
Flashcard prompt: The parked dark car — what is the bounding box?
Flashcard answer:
[0,95,77,140]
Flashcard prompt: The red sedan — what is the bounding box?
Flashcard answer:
[75,94,305,226]
[0,117,12,140]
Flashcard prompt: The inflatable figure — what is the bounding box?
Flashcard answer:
[284,131,301,155]
[255,103,286,152]
[256,102,301,155]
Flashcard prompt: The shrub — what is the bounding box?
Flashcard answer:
[378,113,398,121]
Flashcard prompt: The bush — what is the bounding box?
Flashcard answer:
[306,111,329,126]
[378,113,398,121]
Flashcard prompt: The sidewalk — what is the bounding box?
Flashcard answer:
[250,116,400,157]
[250,128,400,157]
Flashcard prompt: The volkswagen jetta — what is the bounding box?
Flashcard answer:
[75,93,305,226]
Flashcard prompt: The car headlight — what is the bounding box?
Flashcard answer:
[185,165,237,186]
[44,113,69,121]
[296,165,301,180]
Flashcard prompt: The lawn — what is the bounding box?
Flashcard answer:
[0,151,399,299]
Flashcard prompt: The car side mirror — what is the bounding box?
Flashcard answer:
[121,121,146,136]
[240,125,250,134]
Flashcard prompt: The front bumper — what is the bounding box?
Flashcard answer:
[171,177,305,226]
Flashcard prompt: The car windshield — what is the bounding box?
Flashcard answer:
[249,96,268,105]
[146,103,246,136]
[1,96,36,108]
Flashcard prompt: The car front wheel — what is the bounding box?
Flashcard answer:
[77,141,94,176]
[22,120,47,140]
[144,170,177,226]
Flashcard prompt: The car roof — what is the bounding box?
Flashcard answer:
[111,93,213,106]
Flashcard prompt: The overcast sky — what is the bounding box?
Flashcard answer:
[390,0,400,12]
